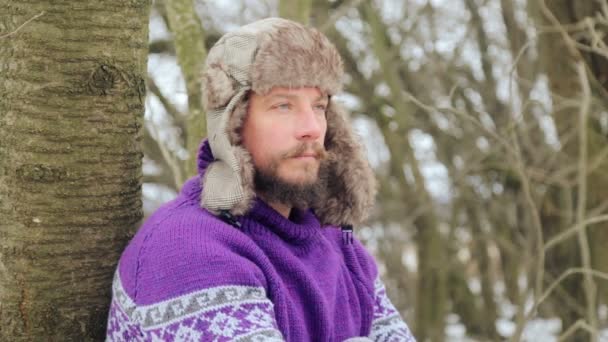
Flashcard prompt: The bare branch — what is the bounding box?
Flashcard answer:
[535,268,608,313]
[145,120,185,190]
[544,214,608,251]
[146,75,186,135]
[558,320,596,342]
[144,96,186,190]
[574,61,598,341]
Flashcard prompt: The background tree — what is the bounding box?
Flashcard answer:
[3,0,607,340]
[0,0,150,340]
[533,1,608,340]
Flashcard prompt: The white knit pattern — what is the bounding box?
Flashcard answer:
[369,277,416,342]
[106,271,284,342]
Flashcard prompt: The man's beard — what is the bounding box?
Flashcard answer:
[254,142,328,211]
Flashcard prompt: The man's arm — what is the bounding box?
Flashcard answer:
[368,276,416,342]
[106,268,284,341]
[105,222,287,342]
[348,236,416,342]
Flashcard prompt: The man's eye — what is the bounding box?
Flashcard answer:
[273,103,291,110]
[314,104,327,112]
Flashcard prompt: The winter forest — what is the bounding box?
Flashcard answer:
[2,0,608,341]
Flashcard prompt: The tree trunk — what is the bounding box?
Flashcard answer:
[359,3,448,340]
[279,0,312,25]
[0,1,150,340]
[465,204,499,340]
[164,0,206,180]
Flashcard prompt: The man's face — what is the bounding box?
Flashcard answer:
[241,87,329,203]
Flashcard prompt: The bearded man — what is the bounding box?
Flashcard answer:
[106,17,415,342]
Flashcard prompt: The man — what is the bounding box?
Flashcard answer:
[106,18,415,341]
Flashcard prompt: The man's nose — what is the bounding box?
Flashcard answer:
[296,104,323,140]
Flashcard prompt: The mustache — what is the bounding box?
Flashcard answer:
[282,142,328,160]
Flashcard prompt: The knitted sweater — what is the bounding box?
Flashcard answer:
[106,141,415,341]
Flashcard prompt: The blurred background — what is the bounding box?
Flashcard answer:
[142,0,608,340]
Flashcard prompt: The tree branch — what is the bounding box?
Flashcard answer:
[574,61,598,342]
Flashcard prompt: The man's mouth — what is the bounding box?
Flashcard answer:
[295,152,318,159]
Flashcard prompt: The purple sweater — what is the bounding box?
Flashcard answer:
[106,141,414,341]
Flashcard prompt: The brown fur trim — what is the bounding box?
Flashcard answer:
[202,63,237,110]
[226,94,249,145]
[251,21,343,96]
[314,101,377,226]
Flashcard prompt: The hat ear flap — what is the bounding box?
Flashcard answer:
[200,88,255,216]
[315,101,377,226]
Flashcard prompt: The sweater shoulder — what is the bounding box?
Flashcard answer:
[117,194,266,305]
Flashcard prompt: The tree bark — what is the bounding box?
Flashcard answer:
[0,0,150,340]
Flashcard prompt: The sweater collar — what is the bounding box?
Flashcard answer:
[242,197,321,243]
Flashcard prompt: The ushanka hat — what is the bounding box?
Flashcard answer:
[201,17,376,227]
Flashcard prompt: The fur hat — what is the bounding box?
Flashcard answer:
[200,17,376,227]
